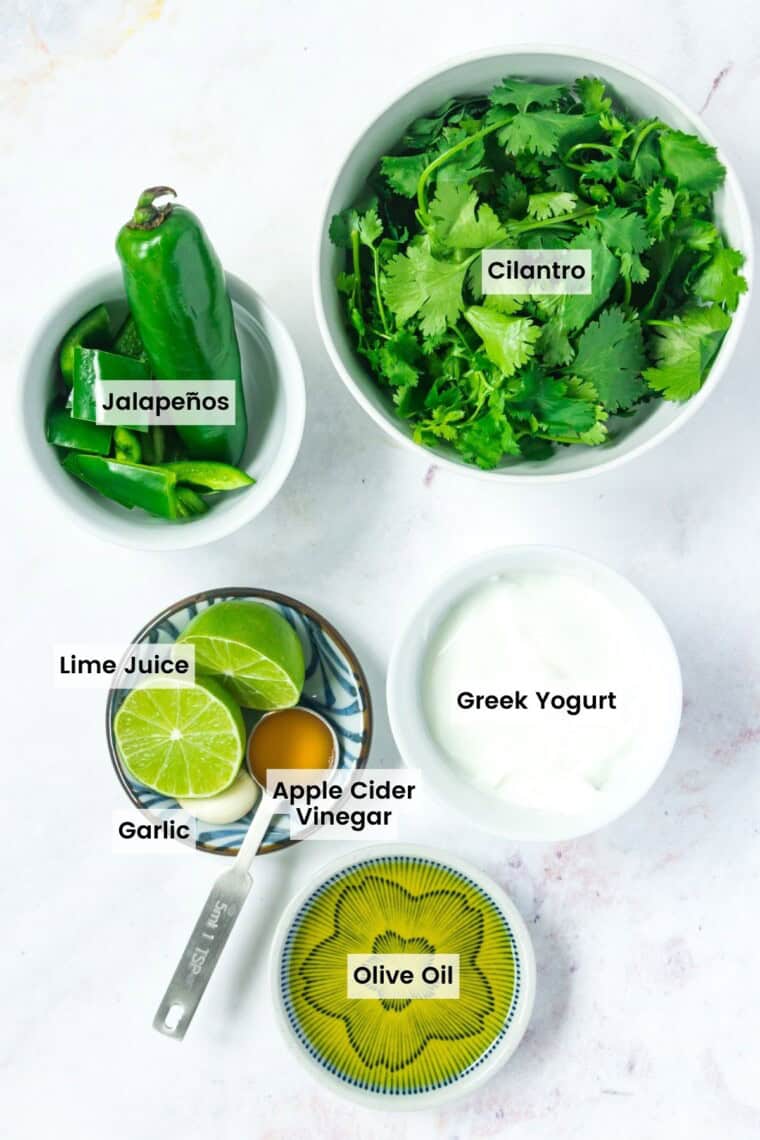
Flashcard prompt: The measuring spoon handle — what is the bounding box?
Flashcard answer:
[153,865,252,1040]
[153,795,277,1040]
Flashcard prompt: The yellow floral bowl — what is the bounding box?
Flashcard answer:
[270,845,535,1107]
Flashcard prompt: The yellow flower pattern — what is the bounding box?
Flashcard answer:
[282,856,518,1094]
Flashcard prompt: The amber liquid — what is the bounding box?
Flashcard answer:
[248,707,335,788]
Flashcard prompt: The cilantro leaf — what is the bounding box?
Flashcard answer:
[526,191,577,220]
[559,382,609,445]
[572,307,646,412]
[538,230,620,333]
[381,124,488,199]
[575,76,612,114]
[380,153,428,197]
[378,331,421,388]
[546,162,578,192]
[328,208,358,248]
[643,304,730,400]
[620,252,650,283]
[645,183,676,238]
[434,127,490,185]
[464,306,541,376]
[456,410,520,468]
[484,295,525,315]
[490,77,568,113]
[692,245,747,312]
[383,239,470,335]
[577,418,609,445]
[591,207,651,282]
[499,111,601,157]
[429,184,506,249]
[579,155,623,184]
[413,401,465,442]
[511,364,598,434]
[677,218,719,252]
[499,111,561,156]
[538,318,574,367]
[660,130,725,194]
[401,98,459,149]
[336,271,355,295]
[594,206,651,254]
[564,376,598,402]
[358,207,383,247]
[496,172,529,216]
[632,131,662,185]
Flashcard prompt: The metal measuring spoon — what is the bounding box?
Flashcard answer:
[153,709,338,1040]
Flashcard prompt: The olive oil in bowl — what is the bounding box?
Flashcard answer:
[271,847,535,1106]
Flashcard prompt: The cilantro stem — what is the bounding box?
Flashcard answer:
[415,122,595,232]
[509,206,596,235]
[370,246,389,333]
[534,432,594,445]
[564,142,619,160]
[563,142,620,171]
[351,228,362,312]
[416,118,509,225]
[630,119,666,163]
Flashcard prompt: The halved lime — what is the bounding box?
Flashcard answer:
[114,677,245,798]
[176,601,305,710]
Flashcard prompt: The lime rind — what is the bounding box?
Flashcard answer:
[176,602,305,710]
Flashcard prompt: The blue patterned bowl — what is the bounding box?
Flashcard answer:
[270,844,536,1108]
[106,588,372,855]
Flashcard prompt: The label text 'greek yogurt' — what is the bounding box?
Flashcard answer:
[482,248,592,295]
[456,690,618,716]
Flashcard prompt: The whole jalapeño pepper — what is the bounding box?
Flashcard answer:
[115,187,248,465]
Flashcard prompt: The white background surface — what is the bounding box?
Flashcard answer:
[2,2,759,1137]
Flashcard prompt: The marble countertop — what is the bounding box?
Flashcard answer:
[2,1,759,1137]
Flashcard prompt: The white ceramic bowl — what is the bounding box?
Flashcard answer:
[315,46,753,482]
[270,843,536,1109]
[387,546,683,841]
[20,268,305,549]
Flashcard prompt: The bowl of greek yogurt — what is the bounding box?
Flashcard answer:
[387,546,682,841]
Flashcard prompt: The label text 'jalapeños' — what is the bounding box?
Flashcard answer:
[95,380,237,425]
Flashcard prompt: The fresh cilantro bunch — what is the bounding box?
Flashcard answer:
[330,76,747,469]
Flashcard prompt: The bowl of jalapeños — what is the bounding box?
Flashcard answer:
[21,187,305,549]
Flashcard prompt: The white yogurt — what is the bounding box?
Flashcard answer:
[422,571,645,815]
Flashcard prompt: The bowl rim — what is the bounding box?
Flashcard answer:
[105,586,373,856]
[268,841,536,1109]
[386,544,683,841]
[313,43,754,483]
[19,265,306,550]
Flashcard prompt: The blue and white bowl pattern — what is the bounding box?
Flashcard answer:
[107,589,372,855]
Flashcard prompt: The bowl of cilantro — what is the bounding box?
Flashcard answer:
[316,48,751,480]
